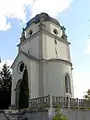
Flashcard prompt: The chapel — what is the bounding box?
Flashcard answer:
[11,13,74,109]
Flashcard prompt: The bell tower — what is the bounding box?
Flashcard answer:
[18,13,71,62]
[11,13,74,107]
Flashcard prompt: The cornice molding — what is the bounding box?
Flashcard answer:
[17,28,71,48]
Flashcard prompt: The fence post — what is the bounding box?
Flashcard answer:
[62,97,64,109]
[49,94,53,109]
[76,98,79,109]
[67,96,70,109]
[48,94,55,120]
[29,97,31,108]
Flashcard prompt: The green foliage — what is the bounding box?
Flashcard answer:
[0,63,11,90]
[19,68,29,109]
[53,107,68,120]
[0,63,12,109]
[84,89,90,100]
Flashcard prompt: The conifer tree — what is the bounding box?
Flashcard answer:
[0,63,12,109]
[84,89,90,100]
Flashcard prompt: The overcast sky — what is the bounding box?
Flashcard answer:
[0,0,90,98]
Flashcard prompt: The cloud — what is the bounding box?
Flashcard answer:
[0,0,33,31]
[0,0,73,31]
[31,0,73,18]
[84,39,90,55]
[73,70,90,98]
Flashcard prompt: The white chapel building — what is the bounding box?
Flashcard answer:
[11,13,74,107]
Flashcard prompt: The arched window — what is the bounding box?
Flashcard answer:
[65,74,71,94]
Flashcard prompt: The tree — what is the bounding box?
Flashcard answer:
[0,63,12,109]
[0,63,11,90]
[53,107,68,120]
[84,89,90,100]
[19,68,29,109]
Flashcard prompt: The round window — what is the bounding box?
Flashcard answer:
[29,30,33,35]
[18,62,25,73]
[53,29,58,35]
[19,62,24,72]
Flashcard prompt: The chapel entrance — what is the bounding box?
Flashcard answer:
[16,68,29,110]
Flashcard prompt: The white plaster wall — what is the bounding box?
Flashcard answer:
[42,34,47,59]
[46,36,70,61]
[42,61,48,96]
[1,109,90,120]
[26,23,39,39]
[61,109,90,120]
[67,44,71,62]
[11,53,31,105]
[11,72,15,105]
[24,109,90,120]
[50,22,61,37]
[20,36,40,58]
[70,71,74,98]
[46,36,56,59]
[56,41,71,61]
[30,60,39,98]
[43,21,50,32]
[45,61,73,97]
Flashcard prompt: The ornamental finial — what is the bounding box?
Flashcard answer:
[61,26,67,40]
[21,28,25,37]
[20,28,26,43]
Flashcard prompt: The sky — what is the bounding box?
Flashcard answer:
[0,0,90,99]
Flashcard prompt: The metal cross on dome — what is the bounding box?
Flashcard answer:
[61,26,66,31]
[61,25,67,38]
[21,28,25,37]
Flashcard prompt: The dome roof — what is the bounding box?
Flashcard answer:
[26,13,60,29]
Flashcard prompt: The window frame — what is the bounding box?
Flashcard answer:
[65,73,71,94]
